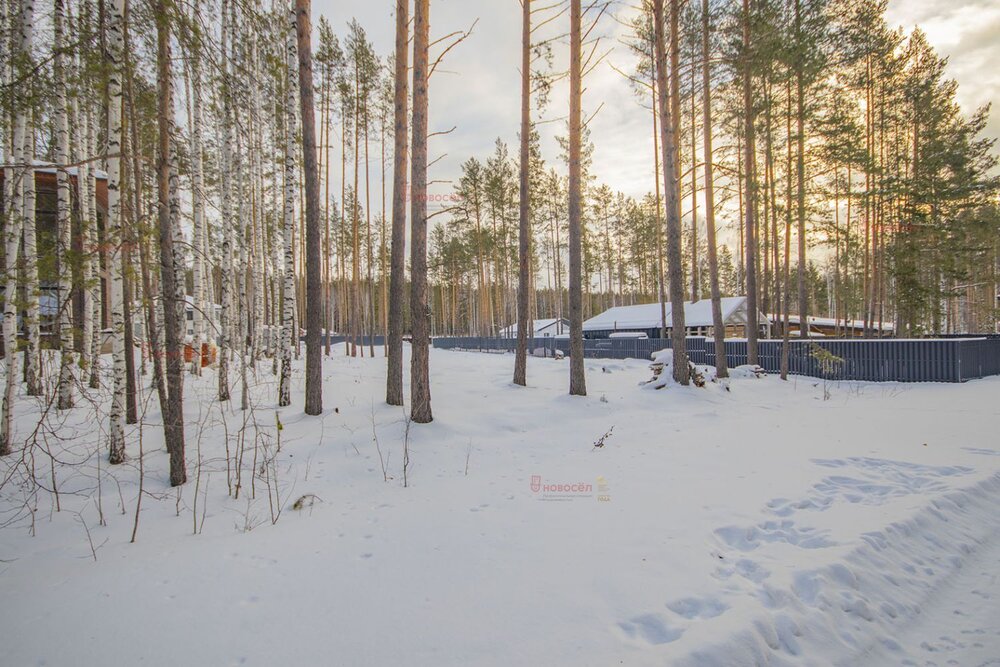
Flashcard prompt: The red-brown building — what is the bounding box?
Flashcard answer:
[1,164,110,347]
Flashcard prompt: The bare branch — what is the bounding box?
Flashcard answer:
[428,126,457,140]
[429,18,479,79]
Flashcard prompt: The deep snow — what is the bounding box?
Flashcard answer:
[1,345,998,666]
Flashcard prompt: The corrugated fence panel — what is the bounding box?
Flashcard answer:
[432,336,1000,383]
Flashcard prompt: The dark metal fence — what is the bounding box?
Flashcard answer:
[299,334,386,346]
[431,335,1000,383]
[431,336,674,361]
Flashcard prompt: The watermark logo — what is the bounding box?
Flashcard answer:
[404,185,464,205]
[530,474,611,502]
[530,475,541,493]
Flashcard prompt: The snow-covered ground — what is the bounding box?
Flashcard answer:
[1,345,998,666]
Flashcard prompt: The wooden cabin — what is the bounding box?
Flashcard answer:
[0,164,110,348]
[772,314,895,338]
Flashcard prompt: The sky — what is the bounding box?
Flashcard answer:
[310,0,1000,217]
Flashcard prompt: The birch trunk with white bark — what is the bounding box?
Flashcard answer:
[107,0,126,463]
[55,0,76,410]
[218,0,233,402]
[2,0,34,454]
[189,0,205,375]
[279,4,297,407]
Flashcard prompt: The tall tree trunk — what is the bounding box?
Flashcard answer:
[2,0,33,454]
[189,0,206,374]
[321,48,331,357]
[380,104,388,353]
[780,79,793,379]
[106,0,126,464]
[296,0,323,416]
[86,107,105,389]
[122,8,140,424]
[123,13,161,412]
[22,103,40,396]
[689,64,699,302]
[567,0,586,396]
[73,100,87,379]
[409,0,432,422]
[55,0,75,410]
[218,0,233,402]
[654,0,689,384]
[741,0,759,364]
[386,0,408,406]
[351,53,361,358]
[651,53,667,340]
[364,101,376,359]
[513,0,531,387]
[236,126,249,412]
[339,97,348,355]
[279,3,297,408]
[795,0,807,338]
[155,0,186,486]
[702,0,727,379]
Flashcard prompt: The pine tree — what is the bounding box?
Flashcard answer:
[296,0,323,416]
[513,0,532,387]
[654,0,689,384]
[567,0,586,396]
[155,0,186,486]
[409,0,432,422]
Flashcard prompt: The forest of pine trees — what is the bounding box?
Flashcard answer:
[1,0,997,472]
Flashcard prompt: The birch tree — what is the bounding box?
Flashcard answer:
[189,0,206,375]
[218,0,233,402]
[55,0,75,410]
[2,0,34,455]
[21,60,40,397]
[107,0,126,464]
[279,2,297,408]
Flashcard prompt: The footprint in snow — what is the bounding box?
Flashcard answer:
[617,613,683,645]
[666,596,728,620]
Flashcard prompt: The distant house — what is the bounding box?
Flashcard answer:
[0,161,110,347]
[132,295,221,342]
[583,297,771,339]
[499,317,570,338]
[773,314,894,338]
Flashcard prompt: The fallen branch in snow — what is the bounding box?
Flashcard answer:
[593,426,614,449]
[75,511,106,562]
[371,403,392,482]
[291,494,322,512]
[402,408,412,489]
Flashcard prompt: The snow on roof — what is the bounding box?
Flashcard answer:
[499,317,568,336]
[583,297,770,331]
[778,314,894,332]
